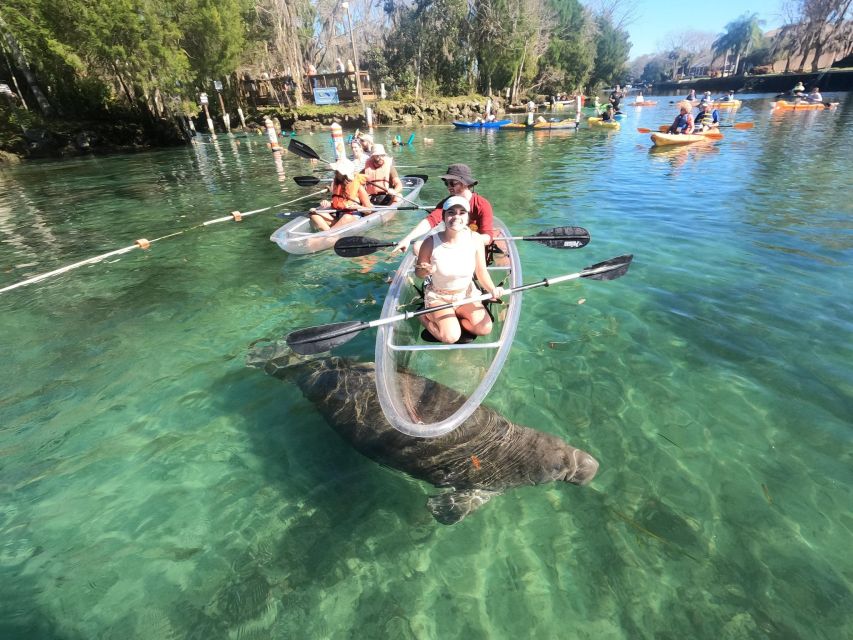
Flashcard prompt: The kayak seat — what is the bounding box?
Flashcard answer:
[421,328,477,344]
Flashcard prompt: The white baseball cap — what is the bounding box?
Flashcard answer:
[329,157,356,179]
[442,195,470,212]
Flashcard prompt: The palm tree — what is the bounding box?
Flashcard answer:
[713,13,765,76]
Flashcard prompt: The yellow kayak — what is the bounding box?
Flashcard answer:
[501,119,578,130]
[650,132,720,146]
[712,100,742,108]
[588,117,620,129]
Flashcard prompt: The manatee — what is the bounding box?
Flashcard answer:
[248,341,599,524]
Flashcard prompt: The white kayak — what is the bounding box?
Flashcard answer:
[374,217,523,437]
[270,176,425,254]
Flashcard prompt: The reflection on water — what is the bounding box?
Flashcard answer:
[1,93,852,639]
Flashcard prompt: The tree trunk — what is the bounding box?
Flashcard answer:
[0,12,52,115]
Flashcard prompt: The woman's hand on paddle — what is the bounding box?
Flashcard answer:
[490,286,505,301]
[392,239,410,255]
[319,199,331,208]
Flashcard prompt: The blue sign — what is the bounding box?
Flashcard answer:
[313,87,339,105]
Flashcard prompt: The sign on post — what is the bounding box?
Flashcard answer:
[199,93,209,105]
[213,81,223,91]
[313,87,339,105]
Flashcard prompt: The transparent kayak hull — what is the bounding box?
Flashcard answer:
[375,218,523,438]
[270,176,424,254]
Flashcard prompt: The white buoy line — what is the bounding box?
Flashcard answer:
[0,189,327,295]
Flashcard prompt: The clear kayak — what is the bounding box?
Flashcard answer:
[270,176,425,254]
[375,218,523,437]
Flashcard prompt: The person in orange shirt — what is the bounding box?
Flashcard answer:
[310,158,372,231]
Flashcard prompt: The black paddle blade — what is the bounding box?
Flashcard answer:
[293,175,323,186]
[288,138,321,161]
[582,254,633,280]
[334,236,393,257]
[532,226,591,249]
[286,320,368,355]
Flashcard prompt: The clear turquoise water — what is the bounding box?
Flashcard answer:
[1,93,851,639]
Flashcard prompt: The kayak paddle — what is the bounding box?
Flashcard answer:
[285,254,633,355]
[333,226,592,257]
[293,174,429,187]
[275,204,432,219]
[288,138,334,163]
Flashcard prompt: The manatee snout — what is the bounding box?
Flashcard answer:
[563,449,599,485]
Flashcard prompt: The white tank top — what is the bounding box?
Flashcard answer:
[429,231,476,291]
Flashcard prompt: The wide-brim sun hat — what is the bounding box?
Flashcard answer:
[439,163,478,186]
[329,157,356,179]
[442,195,470,212]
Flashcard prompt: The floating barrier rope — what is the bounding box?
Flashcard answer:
[0,189,327,295]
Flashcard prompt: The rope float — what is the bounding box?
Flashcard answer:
[0,189,327,295]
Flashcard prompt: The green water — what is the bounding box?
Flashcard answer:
[1,93,851,639]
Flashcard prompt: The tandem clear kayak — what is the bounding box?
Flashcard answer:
[270,176,425,255]
[374,218,523,438]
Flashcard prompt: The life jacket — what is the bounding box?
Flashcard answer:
[330,176,365,209]
[695,110,716,127]
[362,157,393,195]
[673,113,692,132]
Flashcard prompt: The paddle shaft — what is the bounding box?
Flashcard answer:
[286,255,632,353]
[359,258,630,331]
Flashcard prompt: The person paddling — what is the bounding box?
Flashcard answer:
[668,101,695,135]
[600,104,617,122]
[309,158,372,231]
[694,101,719,131]
[361,144,402,206]
[415,196,504,344]
[392,164,494,255]
[806,87,823,103]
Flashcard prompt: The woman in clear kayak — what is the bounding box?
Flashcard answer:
[414,196,504,344]
[309,158,372,231]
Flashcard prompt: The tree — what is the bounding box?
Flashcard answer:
[588,15,630,88]
[713,13,765,76]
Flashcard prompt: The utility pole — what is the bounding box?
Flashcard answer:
[341,2,364,108]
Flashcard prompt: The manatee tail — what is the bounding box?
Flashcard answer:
[427,489,501,525]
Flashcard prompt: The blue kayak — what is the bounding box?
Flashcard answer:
[452,119,512,129]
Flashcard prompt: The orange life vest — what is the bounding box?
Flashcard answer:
[362,157,393,195]
[330,175,366,209]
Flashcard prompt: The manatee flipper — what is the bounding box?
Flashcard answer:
[427,489,501,525]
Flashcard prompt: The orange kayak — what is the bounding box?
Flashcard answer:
[773,100,838,111]
[712,100,742,108]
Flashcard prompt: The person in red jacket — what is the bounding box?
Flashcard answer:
[392,163,494,256]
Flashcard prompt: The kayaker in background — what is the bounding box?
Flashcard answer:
[806,87,823,103]
[694,101,719,131]
[392,163,495,256]
[600,104,617,122]
[609,85,623,109]
[718,90,735,102]
[350,138,367,172]
[357,133,374,156]
[309,158,372,231]
[361,144,402,206]
[792,81,805,95]
[668,101,695,135]
[415,196,504,344]
[685,89,697,101]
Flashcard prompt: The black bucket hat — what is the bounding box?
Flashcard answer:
[439,163,478,186]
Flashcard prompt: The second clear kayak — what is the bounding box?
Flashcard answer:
[270,176,425,255]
